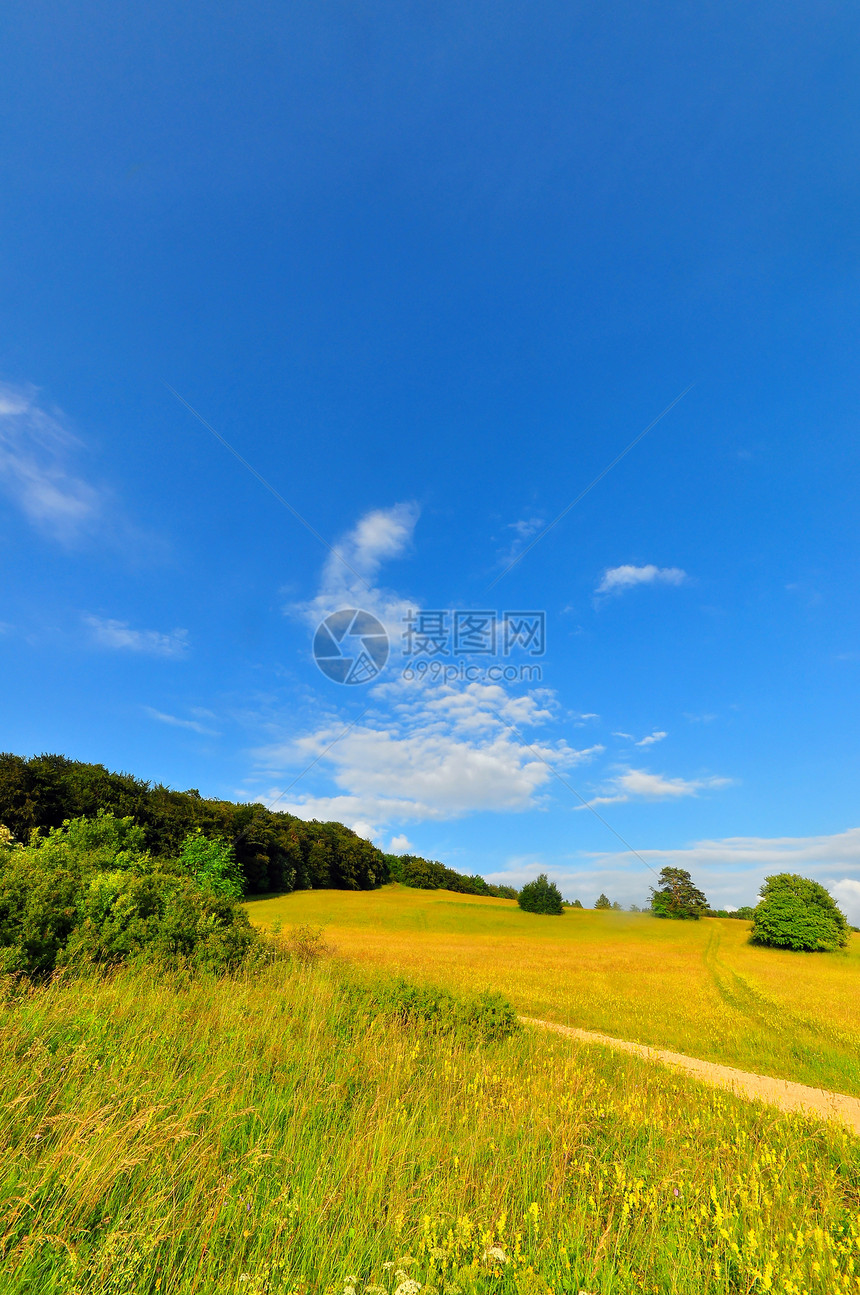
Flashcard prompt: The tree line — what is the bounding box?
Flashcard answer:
[0,754,518,902]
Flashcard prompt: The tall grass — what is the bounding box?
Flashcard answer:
[1,957,858,1294]
[246,887,860,1094]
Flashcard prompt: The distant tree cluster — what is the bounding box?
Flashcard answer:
[0,753,387,895]
[517,873,564,915]
[384,853,518,900]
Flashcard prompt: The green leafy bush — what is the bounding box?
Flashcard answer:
[751,874,849,952]
[518,873,564,915]
[0,813,263,976]
[345,974,520,1042]
[177,828,244,898]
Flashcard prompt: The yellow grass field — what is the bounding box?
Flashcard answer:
[246,885,860,1095]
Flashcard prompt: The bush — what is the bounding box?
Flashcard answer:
[518,873,564,916]
[650,867,709,920]
[0,813,264,977]
[177,828,244,898]
[751,874,849,952]
[345,974,520,1042]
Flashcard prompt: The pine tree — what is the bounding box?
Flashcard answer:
[649,867,708,920]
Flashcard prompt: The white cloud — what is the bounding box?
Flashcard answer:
[292,502,420,647]
[636,730,667,746]
[614,730,667,746]
[596,564,687,595]
[144,706,218,735]
[86,616,189,658]
[496,515,545,565]
[271,505,604,836]
[251,679,603,836]
[831,879,860,927]
[584,766,731,807]
[0,381,106,540]
[389,834,412,854]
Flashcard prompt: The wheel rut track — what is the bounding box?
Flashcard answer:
[523,1016,860,1136]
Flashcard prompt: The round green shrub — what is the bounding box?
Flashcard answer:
[751,873,849,952]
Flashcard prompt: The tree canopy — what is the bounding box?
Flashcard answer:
[751,874,849,951]
[650,867,708,920]
[0,752,386,895]
[518,873,564,916]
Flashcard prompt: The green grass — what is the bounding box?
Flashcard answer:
[1,959,859,1295]
[246,886,860,1095]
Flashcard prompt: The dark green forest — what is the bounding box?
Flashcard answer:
[0,754,513,900]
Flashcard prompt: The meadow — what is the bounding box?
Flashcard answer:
[246,886,860,1096]
[1,957,859,1295]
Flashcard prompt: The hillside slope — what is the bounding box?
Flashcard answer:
[248,885,860,1094]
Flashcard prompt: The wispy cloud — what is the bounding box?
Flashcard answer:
[596,564,687,596]
[584,766,731,807]
[85,615,189,658]
[613,730,668,746]
[636,730,667,746]
[292,502,420,639]
[144,706,219,735]
[0,381,105,540]
[496,515,546,567]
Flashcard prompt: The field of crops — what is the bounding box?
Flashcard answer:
[247,886,860,1095]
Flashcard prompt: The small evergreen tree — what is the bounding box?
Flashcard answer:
[650,867,708,920]
[594,893,611,910]
[570,899,583,909]
[751,874,849,951]
[518,873,564,916]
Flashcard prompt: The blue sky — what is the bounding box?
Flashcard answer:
[2,0,860,916]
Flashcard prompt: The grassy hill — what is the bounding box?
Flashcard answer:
[2,957,859,1295]
[3,873,859,1292]
[247,885,860,1095]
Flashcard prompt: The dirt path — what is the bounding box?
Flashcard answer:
[522,1016,860,1136]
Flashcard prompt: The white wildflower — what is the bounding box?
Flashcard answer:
[382,1263,395,1272]
[394,1281,421,1295]
[482,1247,508,1264]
